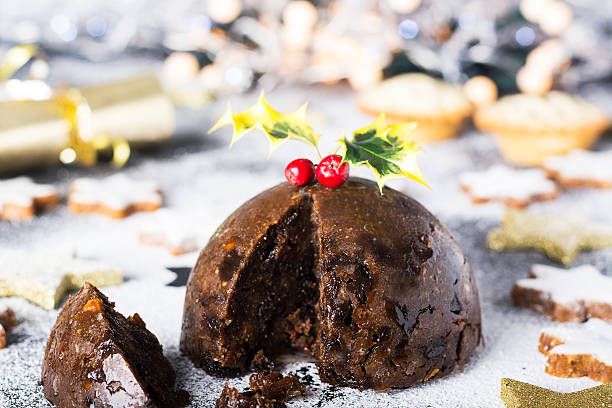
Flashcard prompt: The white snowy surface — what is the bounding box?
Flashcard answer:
[0,80,611,407]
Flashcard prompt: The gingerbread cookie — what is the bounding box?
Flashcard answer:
[487,209,612,265]
[0,248,122,309]
[459,165,558,208]
[68,174,162,219]
[543,149,612,189]
[0,307,16,349]
[0,177,59,221]
[512,264,612,322]
[500,378,612,408]
[138,209,204,255]
[539,319,612,383]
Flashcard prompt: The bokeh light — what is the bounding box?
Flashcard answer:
[515,26,535,46]
[398,19,419,39]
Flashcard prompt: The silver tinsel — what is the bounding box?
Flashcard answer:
[0,0,610,93]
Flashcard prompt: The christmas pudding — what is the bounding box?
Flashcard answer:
[181,96,482,390]
[181,179,481,390]
[42,283,188,407]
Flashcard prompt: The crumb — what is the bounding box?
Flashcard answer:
[216,371,305,408]
[0,307,16,331]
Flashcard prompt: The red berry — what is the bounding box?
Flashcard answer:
[285,158,315,186]
[316,154,350,188]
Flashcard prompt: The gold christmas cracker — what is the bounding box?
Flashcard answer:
[500,378,612,408]
[0,75,174,173]
[0,45,37,81]
[80,75,175,147]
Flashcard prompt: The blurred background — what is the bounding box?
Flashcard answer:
[0,0,611,173]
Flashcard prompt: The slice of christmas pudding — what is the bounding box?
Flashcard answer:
[41,282,188,408]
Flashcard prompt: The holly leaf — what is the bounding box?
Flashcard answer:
[209,93,320,154]
[340,113,427,193]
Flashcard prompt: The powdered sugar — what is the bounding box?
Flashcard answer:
[69,174,162,210]
[137,209,208,255]
[542,319,612,365]
[0,177,57,210]
[543,149,612,185]
[517,264,612,304]
[459,165,557,202]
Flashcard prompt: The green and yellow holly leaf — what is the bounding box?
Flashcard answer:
[340,113,427,193]
[209,93,320,155]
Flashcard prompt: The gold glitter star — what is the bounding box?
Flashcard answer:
[500,378,612,408]
[487,209,612,265]
[0,248,122,309]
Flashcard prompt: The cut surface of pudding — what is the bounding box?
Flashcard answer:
[181,178,482,390]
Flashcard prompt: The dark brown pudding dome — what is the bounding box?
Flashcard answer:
[180,177,482,390]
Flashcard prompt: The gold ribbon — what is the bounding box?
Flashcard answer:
[0,44,37,82]
[1,44,131,168]
[55,89,130,168]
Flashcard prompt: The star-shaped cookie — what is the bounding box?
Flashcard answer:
[500,378,611,408]
[487,210,612,265]
[543,149,612,189]
[68,174,163,219]
[0,177,59,221]
[539,319,612,383]
[459,165,558,208]
[138,209,204,255]
[512,264,612,322]
[0,248,122,309]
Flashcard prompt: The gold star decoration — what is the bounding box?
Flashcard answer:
[0,248,122,309]
[500,378,612,408]
[487,209,612,265]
